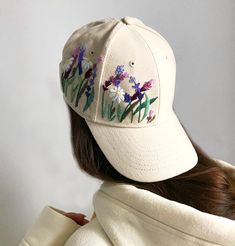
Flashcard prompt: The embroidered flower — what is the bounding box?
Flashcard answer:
[124,92,132,103]
[73,47,79,57]
[77,46,85,75]
[82,57,93,72]
[132,82,141,92]
[98,55,104,63]
[108,85,125,104]
[115,65,125,75]
[60,44,103,113]
[141,79,155,92]
[63,57,75,73]
[129,76,136,83]
[101,64,158,123]
[147,109,155,123]
[85,64,97,97]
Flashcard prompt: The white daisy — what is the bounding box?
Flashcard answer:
[108,85,125,104]
[82,57,93,72]
[63,57,74,72]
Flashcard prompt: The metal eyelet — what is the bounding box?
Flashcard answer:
[90,51,94,55]
[129,60,135,67]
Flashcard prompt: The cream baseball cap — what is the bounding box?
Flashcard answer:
[59,16,198,182]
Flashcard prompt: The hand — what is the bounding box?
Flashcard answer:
[63,212,89,226]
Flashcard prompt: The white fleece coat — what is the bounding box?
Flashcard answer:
[19,159,235,246]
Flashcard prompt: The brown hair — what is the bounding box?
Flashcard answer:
[67,105,235,220]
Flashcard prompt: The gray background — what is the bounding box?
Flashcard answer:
[0,0,234,245]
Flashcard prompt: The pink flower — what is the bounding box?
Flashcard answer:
[141,79,155,92]
[72,47,79,57]
[98,55,104,63]
[147,109,155,123]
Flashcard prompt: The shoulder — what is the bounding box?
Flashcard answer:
[65,217,112,246]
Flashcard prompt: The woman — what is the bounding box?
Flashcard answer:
[19,16,235,246]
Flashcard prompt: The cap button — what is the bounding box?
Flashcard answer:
[120,16,144,26]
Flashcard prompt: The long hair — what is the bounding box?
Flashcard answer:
[67,105,235,220]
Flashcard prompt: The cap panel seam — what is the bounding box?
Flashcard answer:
[135,24,176,68]
[129,25,161,125]
[94,22,125,121]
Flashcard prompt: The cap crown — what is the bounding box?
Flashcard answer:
[59,16,176,127]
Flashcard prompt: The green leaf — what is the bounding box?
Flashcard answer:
[107,101,116,120]
[117,104,124,122]
[107,104,112,119]
[103,100,109,118]
[140,93,150,122]
[71,74,82,102]
[110,114,116,121]
[75,79,88,107]
[120,100,139,122]
[111,106,115,115]
[82,87,94,112]
[133,96,158,115]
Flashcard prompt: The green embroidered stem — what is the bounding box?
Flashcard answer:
[138,99,142,123]
[77,77,86,95]
[83,87,94,112]
[75,79,88,107]
[140,93,150,122]
[120,100,139,122]
[133,96,158,116]
[108,101,116,121]
[101,90,105,118]
[120,101,131,120]
[131,109,134,123]
[64,75,75,97]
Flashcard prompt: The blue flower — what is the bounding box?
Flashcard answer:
[138,93,144,100]
[132,82,141,92]
[129,76,136,83]
[115,65,124,75]
[89,65,97,86]
[78,46,85,75]
[124,92,132,103]
[85,91,91,97]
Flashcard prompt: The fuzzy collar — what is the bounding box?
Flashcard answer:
[93,159,235,246]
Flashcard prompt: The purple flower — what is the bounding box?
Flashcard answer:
[85,64,97,98]
[105,80,111,87]
[141,79,155,92]
[131,91,144,101]
[89,65,97,86]
[85,91,91,97]
[102,65,129,93]
[117,72,129,80]
[129,76,136,83]
[78,46,85,75]
[113,79,121,87]
[72,47,79,58]
[132,82,141,92]
[84,68,92,79]
[147,110,155,123]
[102,85,108,91]
[124,93,132,103]
[138,93,144,100]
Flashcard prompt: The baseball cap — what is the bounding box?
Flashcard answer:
[59,16,198,182]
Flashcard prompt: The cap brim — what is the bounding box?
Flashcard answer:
[85,110,198,182]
